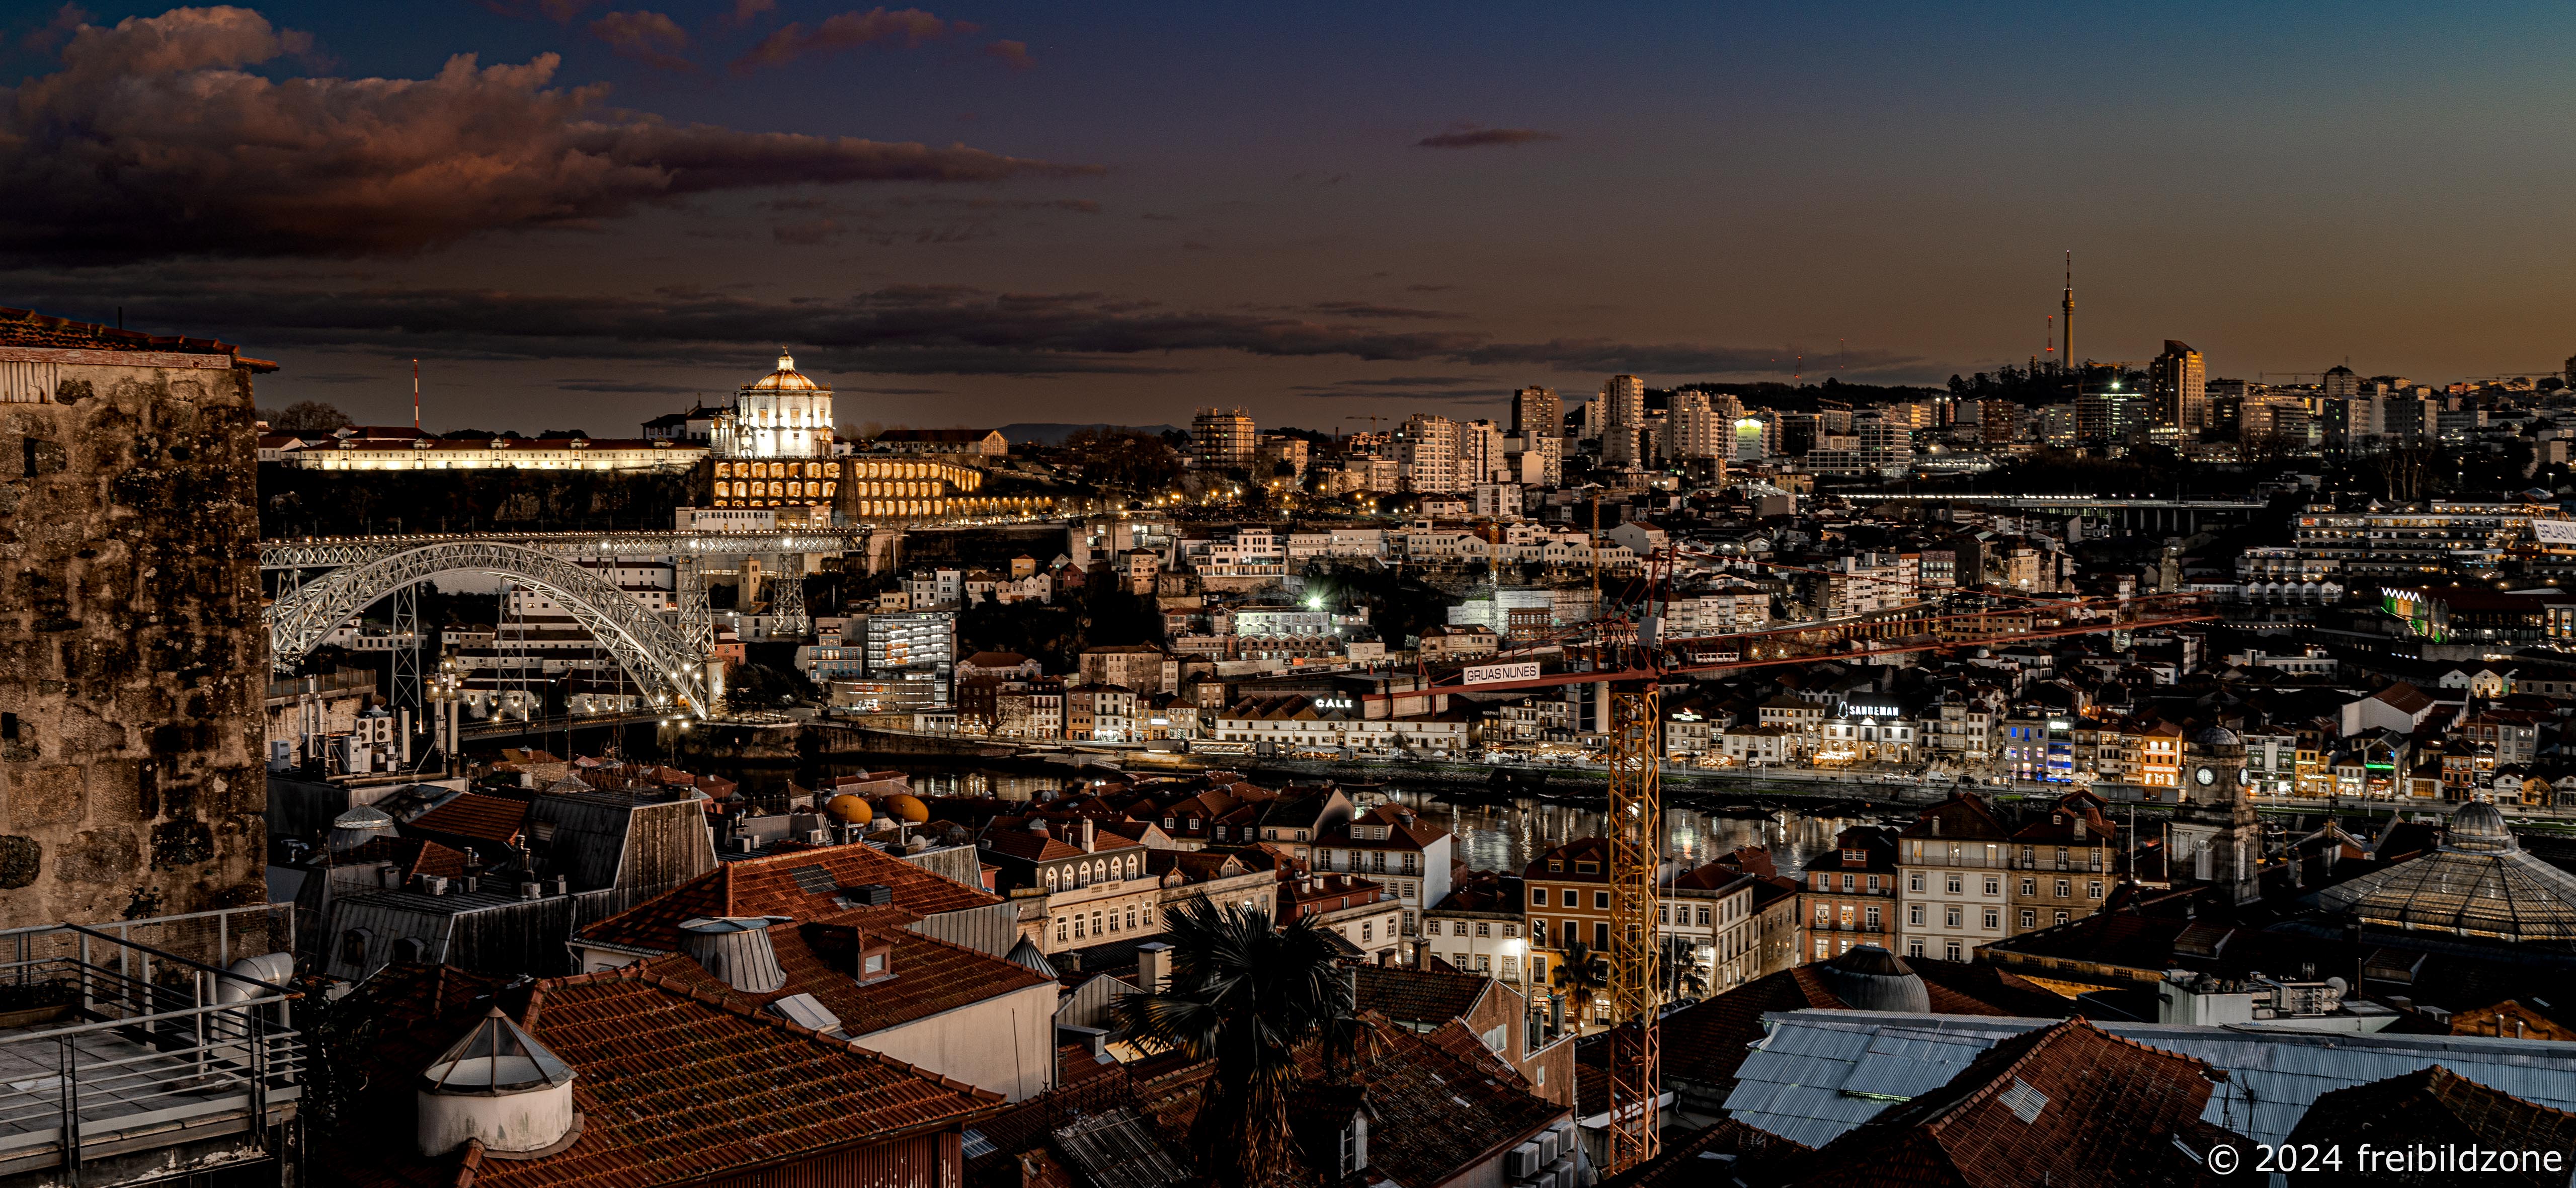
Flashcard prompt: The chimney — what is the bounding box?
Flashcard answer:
[1082,818,1097,854]
[1136,941,1173,993]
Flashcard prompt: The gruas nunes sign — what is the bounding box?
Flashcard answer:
[1463,661,1543,686]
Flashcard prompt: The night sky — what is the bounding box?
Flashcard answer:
[4,2,2571,434]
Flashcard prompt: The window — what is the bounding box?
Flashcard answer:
[2054,879,2071,899]
[1945,942,1962,962]
[1549,860,1564,873]
[1840,873,1855,891]
[2054,910,2071,925]
[1530,888,1547,907]
[338,929,370,968]
[1055,917,1068,942]
[1361,921,1374,942]
[1907,940,1924,958]
[1696,906,1710,926]
[1476,954,1491,971]
[1865,906,1881,929]
[1576,861,1598,874]
[1944,907,1962,928]
[1908,874,1925,893]
[1428,920,1444,936]
[1982,877,2000,896]
[2019,910,2036,930]
[1593,891,1609,910]
[1126,906,1138,930]
[2019,878,2037,897]
[1503,924,1517,938]
[1946,875,1963,895]
[1815,937,1830,958]
[1907,905,1924,926]
[1476,922,1491,937]
[1564,889,1581,907]
[1594,922,1609,949]
[2088,881,2104,900]
[1981,909,1999,930]
[1867,875,1880,893]
[1658,905,1669,924]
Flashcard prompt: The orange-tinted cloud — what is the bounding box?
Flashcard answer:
[0,7,1098,261]
[984,39,1031,69]
[731,7,956,73]
[589,10,690,71]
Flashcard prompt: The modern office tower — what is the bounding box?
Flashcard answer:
[1399,413,1462,493]
[2149,340,2207,433]
[1599,374,1645,466]
[2322,365,2360,401]
[1192,407,1257,468]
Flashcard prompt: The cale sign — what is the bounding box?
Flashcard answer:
[1463,661,1543,686]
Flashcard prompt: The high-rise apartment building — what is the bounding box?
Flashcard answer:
[1454,419,1503,485]
[1509,386,1565,485]
[1399,414,1462,493]
[2322,365,2360,402]
[1669,391,1723,459]
[2149,340,2207,433]
[1191,408,1257,468]
[1599,374,1645,467]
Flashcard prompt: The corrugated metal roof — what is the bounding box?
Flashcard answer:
[1725,1010,2576,1148]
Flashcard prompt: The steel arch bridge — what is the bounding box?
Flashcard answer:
[264,540,712,719]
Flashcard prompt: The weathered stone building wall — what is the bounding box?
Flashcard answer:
[0,314,271,928]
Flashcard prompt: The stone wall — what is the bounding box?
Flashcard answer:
[0,355,268,927]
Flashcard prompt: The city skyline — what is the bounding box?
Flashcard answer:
[7,2,2576,432]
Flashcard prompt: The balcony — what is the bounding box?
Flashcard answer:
[0,907,303,1185]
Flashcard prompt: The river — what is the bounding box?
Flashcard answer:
[709,758,1866,876]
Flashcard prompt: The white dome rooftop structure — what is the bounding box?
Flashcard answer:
[417,1008,579,1157]
[2316,804,2576,944]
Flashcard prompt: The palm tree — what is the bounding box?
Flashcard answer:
[1113,898,1353,1188]
[1551,938,1611,1031]
[1660,935,1710,1001]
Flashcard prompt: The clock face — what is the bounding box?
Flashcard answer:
[2237,769,2249,788]
[2195,766,2216,786]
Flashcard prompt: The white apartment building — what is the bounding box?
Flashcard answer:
[1400,414,1462,494]
[1894,794,2012,962]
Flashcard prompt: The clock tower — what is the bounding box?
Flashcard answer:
[2173,726,2261,904]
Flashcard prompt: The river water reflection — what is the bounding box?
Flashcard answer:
[729,761,1864,874]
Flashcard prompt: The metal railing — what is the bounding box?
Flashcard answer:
[0,907,303,1180]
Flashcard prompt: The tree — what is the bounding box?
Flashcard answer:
[1551,937,1610,1028]
[1113,899,1353,1188]
[265,401,354,432]
[1661,935,1709,1000]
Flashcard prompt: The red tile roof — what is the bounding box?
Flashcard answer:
[407,790,531,847]
[327,963,1003,1188]
[341,836,471,881]
[577,842,1001,953]
[1353,964,1491,1026]
[1766,1019,2232,1187]
[644,920,1052,1037]
[2285,1064,2576,1178]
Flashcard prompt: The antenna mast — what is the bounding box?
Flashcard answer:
[413,359,421,433]
[2061,251,2075,367]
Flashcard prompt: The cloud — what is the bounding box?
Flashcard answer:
[20,4,90,52]
[0,7,1098,262]
[1302,301,1458,321]
[556,378,701,392]
[589,10,691,70]
[731,7,962,73]
[1312,375,1487,388]
[1416,124,1561,149]
[983,39,1030,69]
[726,0,775,24]
[8,269,1918,379]
[765,195,1098,246]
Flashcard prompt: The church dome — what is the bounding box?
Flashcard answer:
[2447,802,2517,854]
[2195,726,2242,748]
[1818,944,1930,1013]
[744,349,826,393]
